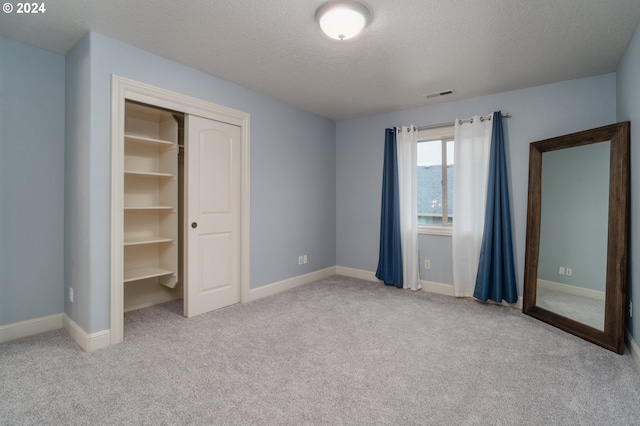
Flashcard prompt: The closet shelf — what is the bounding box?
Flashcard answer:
[124,206,174,211]
[122,100,179,301]
[125,134,175,146]
[124,236,174,246]
[123,266,175,283]
[124,170,174,178]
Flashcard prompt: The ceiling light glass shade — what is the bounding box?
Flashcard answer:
[316,1,371,41]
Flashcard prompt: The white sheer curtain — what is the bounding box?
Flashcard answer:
[452,116,492,297]
[397,126,421,291]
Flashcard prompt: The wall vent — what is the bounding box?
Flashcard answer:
[423,89,455,99]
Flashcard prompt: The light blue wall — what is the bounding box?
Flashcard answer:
[336,73,617,296]
[64,32,336,333]
[616,21,640,340]
[0,37,65,326]
[419,235,453,284]
[64,34,93,330]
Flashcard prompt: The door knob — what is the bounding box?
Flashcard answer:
[191,222,198,229]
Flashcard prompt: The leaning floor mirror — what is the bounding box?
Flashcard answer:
[523,122,630,354]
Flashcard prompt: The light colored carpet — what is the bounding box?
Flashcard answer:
[1,275,639,425]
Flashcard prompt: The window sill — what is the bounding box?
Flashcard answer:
[418,226,453,237]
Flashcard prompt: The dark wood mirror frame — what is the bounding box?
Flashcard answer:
[523,122,630,354]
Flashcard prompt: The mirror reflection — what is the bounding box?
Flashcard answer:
[536,142,610,330]
[523,121,629,354]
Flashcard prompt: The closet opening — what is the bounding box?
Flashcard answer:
[123,100,185,313]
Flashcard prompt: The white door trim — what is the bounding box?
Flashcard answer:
[110,75,250,346]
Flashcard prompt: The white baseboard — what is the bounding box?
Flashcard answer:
[627,330,640,371]
[335,266,380,282]
[421,280,455,296]
[63,315,111,352]
[420,280,522,309]
[335,266,522,308]
[538,279,605,301]
[249,266,337,302]
[0,313,64,344]
[335,267,455,297]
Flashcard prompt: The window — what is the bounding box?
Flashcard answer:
[417,127,454,233]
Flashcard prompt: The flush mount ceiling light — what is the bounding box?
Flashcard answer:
[315,1,372,41]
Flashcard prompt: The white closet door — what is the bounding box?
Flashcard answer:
[185,115,241,317]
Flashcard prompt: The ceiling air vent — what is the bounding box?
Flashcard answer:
[423,89,455,99]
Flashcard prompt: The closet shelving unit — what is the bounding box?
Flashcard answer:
[123,101,179,290]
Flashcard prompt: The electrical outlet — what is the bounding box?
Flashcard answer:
[559,267,565,275]
[565,268,572,276]
[70,288,74,303]
[424,260,431,270]
[298,256,303,265]
[303,255,308,264]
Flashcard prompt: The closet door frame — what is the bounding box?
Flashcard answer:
[110,75,250,345]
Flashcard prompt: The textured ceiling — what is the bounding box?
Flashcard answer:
[1,0,639,120]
